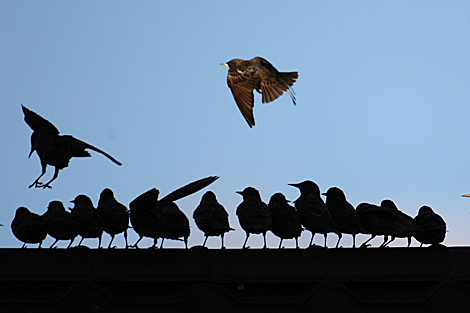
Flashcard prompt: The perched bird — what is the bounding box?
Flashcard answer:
[97,188,130,248]
[236,187,271,249]
[221,57,298,127]
[380,199,418,247]
[289,180,338,248]
[70,195,103,248]
[41,201,80,248]
[129,176,219,248]
[268,192,302,249]
[322,187,364,248]
[11,207,47,248]
[22,105,122,189]
[356,202,395,247]
[413,205,446,246]
[193,191,234,248]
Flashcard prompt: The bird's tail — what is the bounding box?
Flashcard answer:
[160,176,219,204]
[78,139,122,166]
[280,72,298,105]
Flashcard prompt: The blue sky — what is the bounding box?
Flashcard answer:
[1,1,469,248]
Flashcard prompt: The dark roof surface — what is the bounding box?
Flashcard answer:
[1,246,470,312]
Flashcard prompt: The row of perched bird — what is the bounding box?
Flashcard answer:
[11,176,447,249]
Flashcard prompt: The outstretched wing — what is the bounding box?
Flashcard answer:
[22,105,59,135]
[227,67,260,128]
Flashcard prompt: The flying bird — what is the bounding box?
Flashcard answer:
[129,176,219,248]
[236,187,271,249]
[221,57,298,127]
[22,105,122,189]
[193,191,234,248]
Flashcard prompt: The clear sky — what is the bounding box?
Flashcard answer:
[1,1,469,249]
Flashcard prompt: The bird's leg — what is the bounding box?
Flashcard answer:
[295,237,299,249]
[407,236,412,247]
[335,233,342,248]
[323,233,328,248]
[29,160,47,188]
[263,232,268,249]
[379,236,388,248]
[67,238,75,249]
[352,234,356,248]
[98,235,102,249]
[21,243,27,248]
[309,233,315,246]
[203,236,208,247]
[278,239,283,249]
[184,237,188,249]
[242,232,250,249]
[360,235,375,248]
[124,230,128,249]
[131,236,143,249]
[108,235,115,249]
[384,236,395,247]
[221,234,225,249]
[49,239,59,249]
[78,237,85,246]
[38,242,43,248]
[40,167,60,189]
[160,238,165,249]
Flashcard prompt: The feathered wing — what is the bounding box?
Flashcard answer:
[160,176,219,205]
[227,67,260,128]
[260,71,298,105]
[22,105,59,135]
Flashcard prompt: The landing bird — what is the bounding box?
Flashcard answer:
[70,194,103,248]
[193,191,234,248]
[11,207,47,248]
[97,188,130,248]
[129,176,219,248]
[22,105,122,189]
[221,57,298,128]
[322,187,364,248]
[41,201,80,248]
[413,205,446,246]
[289,180,339,248]
[268,192,302,249]
[236,187,271,249]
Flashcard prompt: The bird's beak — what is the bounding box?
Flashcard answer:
[236,191,243,195]
[28,147,35,158]
[321,192,327,196]
[462,194,470,197]
[288,183,299,188]
[220,62,228,67]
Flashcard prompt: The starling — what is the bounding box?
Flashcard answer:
[356,202,395,247]
[11,207,47,248]
[236,187,271,249]
[221,57,298,128]
[380,199,418,247]
[97,188,130,248]
[268,192,302,249]
[129,176,219,248]
[22,105,122,189]
[413,205,446,246]
[322,187,364,248]
[289,181,338,248]
[193,191,234,248]
[41,201,80,248]
[70,194,103,248]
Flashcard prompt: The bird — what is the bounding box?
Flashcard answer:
[22,105,122,189]
[221,57,298,127]
[379,199,418,247]
[268,192,302,249]
[129,176,219,248]
[97,188,130,248]
[41,201,80,248]
[193,191,234,248]
[70,194,104,248]
[322,187,364,248]
[289,180,339,248]
[413,205,446,247]
[11,207,47,248]
[236,187,271,249]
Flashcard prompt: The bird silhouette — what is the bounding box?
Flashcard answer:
[236,187,271,249]
[129,176,219,248]
[322,187,364,248]
[97,188,130,248]
[413,205,446,246]
[356,202,395,248]
[11,207,47,248]
[221,57,298,127]
[268,192,302,249]
[22,105,122,189]
[70,194,103,248]
[289,180,338,248]
[193,191,234,248]
[379,199,418,247]
[41,201,80,248]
